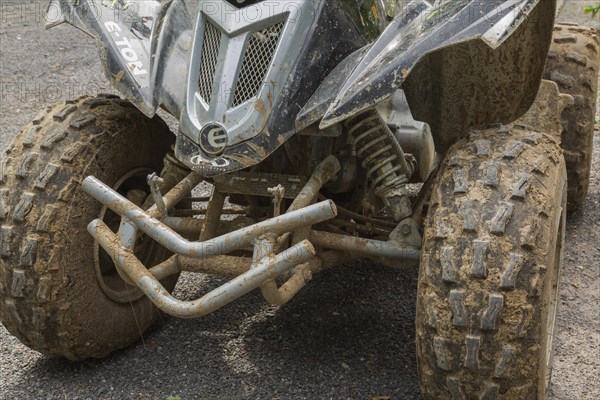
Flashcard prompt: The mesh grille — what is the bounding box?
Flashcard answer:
[232,22,285,107]
[198,22,222,104]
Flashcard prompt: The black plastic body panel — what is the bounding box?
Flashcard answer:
[303,0,557,153]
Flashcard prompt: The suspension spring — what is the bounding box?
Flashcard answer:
[347,109,414,202]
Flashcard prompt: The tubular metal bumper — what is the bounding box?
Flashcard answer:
[91,220,315,318]
[309,231,420,262]
[82,155,421,318]
[82,171,338,318]
[84,176,336,258]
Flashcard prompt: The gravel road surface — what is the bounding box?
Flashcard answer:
[1,2,599,399]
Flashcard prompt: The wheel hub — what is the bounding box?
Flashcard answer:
[93,167,168,304]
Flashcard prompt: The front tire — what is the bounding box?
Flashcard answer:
[0,95,176,359]
[416,125,566,399]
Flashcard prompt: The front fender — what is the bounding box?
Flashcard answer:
[46,0,194,118]
[302,0,556,152]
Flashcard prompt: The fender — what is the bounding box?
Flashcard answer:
[46,0,195,118]
[299,0,557,153]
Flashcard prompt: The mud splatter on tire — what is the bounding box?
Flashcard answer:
[416,125,567,399]
[0,95,176,359]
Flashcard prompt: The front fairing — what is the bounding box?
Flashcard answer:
[47,0,372,176]
[45,0,394,120]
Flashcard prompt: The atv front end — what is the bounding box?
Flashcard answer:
[3,0,597,399]
[81,155,421,317]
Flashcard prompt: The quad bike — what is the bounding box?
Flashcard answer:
[1,0,598,398]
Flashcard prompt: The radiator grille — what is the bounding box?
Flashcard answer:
[232,22,285,107]
[198,22,222,104]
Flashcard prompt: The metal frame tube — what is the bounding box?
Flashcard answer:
[148,256,180,281]
[83,157,420,316]
[199,189,226,241]
[309,230,420,262]
[148,249,359,283]
[260,261,317,305]
[163,217,204,235]
[252,236,322,306]
[177,255,252,277]
[118,172,203,249]
[147,172,203,218]
[91,220,316,318]
[253,156,340,305]
[84,175,337,258]
[288,155,341,248]
[287,155,340,213]
[114,172,201,284]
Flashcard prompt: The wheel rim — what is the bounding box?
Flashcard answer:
[93,167,168,304]
[541,194,566,395]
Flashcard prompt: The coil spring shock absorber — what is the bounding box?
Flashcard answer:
[347,108,416,221]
